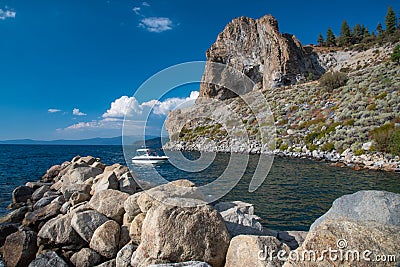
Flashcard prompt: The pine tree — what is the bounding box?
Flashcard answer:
[317,33,325,46]
[385,6,397,34]
[352,23,363,44]
[339,20,352,46]
[326,28,336,47]
[376,22,383,36]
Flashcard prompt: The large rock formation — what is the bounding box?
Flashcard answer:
[199,15,324,100]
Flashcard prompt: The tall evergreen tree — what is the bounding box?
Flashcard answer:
[317,33,325,46]
[326,28,336,47]
[352,23,363,44]
[376,22,383,36]
[339,20,352,46]
[385,6,397,34]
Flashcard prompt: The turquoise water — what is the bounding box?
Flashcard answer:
[0,144,399,231]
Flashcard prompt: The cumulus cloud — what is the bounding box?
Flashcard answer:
[139,17,173,33]
[72,108,87,116]
[0,7,16,20]
[103,91,198,119]
[151,91,199,115]
[48,108,61,113]
[62,92,198,136]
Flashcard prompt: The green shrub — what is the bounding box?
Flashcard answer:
[367,103,377,111]
[391,45,400,63]
[305,132,320,144]
[376,92,388,99]
[344,119,355,126]
[389,128,400,156]
[279,143,289,151]
[308,144,318,151]
[369,123,400,155]
[321,142,335,152]
[319,71,348,92]
[354,149,365,156]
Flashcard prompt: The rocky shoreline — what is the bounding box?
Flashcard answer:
[163,141,400,173]
[1,156,399,266]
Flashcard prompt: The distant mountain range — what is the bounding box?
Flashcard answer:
[0,136,165,146]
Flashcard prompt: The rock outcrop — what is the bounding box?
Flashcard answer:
[199,15,324,100]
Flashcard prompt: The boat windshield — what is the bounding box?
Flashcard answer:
[136,149,150,156]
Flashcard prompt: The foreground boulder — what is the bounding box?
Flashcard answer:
[23,202,61,228]
[62,166,103,184]
[310,190,400,230]
[91,171,119,194]
[0,223,19,246]
[89,189,129,223]
[28,251,68,267]
[71,210,109,243]
[70,248,102,267]
[285,190,400,267]
[225,235,290,267]
[12,186,34,203]
[148,262,212,267]
[284,219,400,267]
[3,229,38,267]
[37,213,86,249]
[90,220,121,259]
[136,183,205,213]
[132,204,231,267]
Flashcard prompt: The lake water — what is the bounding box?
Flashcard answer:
[0,144,399,231]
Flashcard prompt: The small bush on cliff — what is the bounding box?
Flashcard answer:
[391,45,400,64]
[369,123,400,155]
[319,71,348,92]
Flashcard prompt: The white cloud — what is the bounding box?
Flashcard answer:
[72,108,87,116]
[152,91,199,115]
[102,96,141,118]
[0,8,16,20]
[103,91,198,119]
[62,92,198,134]
[48,108,61,113]
[142,2,150,6]
[139,17,173,33]
[132,7,141,15]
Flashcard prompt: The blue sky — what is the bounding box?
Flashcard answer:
[0,0,398,140]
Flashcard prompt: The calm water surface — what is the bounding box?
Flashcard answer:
[0,144,399,231]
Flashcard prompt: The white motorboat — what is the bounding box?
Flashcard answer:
[132,148,169,164]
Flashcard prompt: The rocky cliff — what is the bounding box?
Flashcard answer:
[165,14,400,171]
[199,15,324,100]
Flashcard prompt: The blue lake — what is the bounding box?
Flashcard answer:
[0,144,399,231]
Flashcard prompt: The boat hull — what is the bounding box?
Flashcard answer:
[132,156,169,164]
